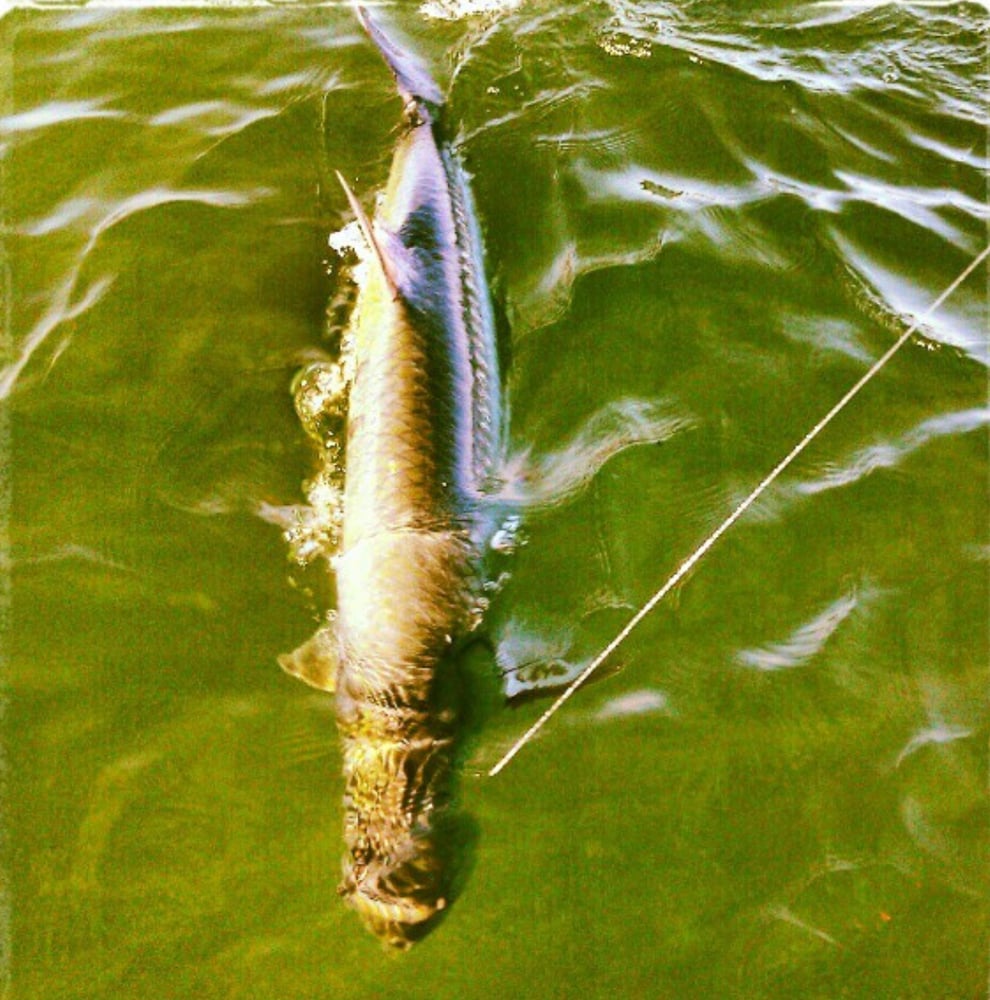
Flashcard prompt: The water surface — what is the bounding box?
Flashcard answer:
[3,2,987,997]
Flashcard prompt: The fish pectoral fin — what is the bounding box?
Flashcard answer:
[334,170,408,303]
[278,625,339,692]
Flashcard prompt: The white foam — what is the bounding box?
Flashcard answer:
[421,0,523,20]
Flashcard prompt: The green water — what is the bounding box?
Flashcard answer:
[3,3,988,997]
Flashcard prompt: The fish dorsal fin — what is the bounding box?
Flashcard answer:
[335,170,405,302]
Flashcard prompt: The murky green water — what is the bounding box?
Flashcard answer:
[3,2,988,997]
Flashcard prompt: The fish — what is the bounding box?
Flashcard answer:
[280,7,503,949]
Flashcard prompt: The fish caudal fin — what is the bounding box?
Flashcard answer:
[356,6,445,111]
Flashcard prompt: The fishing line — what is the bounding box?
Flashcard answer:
[489,243,989,777]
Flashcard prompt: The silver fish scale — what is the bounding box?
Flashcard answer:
[342,312,471,545]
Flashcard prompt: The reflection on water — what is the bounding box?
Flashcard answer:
[736,585,866,672]
[499,395,695,508]
[794,407,989,497]
[5,2,988,997]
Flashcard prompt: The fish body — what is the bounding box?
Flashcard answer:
[282,9,501,947]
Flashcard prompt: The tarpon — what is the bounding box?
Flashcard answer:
[281,8,502,948]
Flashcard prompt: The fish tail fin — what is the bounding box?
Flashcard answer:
[356,6,445,115]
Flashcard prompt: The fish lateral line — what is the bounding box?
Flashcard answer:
[488,243,990,778]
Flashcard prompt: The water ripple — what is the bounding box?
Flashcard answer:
[0,272,114,401]
[148,100,278,137]
[834,170,988,251]
[513,232,669,334]
[597,1,987,121]
[831,231,988,364]
[596,688,671,721]
[501,397,695,509]
[795,408,989,497]
[779,312,874,365]
[895,724,972,768]
[0,99,127,133]
[737,586,865,671]
[459,79,607,145]
[902,128,987,171]
[19,185,271,240]
[6,184,273,398]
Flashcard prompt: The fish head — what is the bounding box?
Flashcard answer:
[338,827,448,949]
[337,724,454,949]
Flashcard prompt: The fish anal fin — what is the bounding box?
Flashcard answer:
[278,624,339,693]
[334,170,406,302]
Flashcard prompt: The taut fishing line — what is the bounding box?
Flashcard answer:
[489,244,989,777]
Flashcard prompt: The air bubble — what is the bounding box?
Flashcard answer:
[293,361,350,450]
[490,515,522,554]
[483,571,511,594]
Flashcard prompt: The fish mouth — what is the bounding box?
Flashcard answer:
[339,862,447,950]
